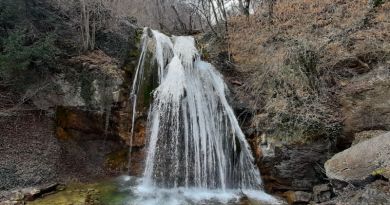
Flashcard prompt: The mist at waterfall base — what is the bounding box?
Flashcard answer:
[124,28,281,205]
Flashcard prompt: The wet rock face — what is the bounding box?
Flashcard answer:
[283,191,312,205]
[312,184,332,203]
[325,132,390,183]
[50,27,158,178]
[56,105,145,144]
[103,147,145,176]
[95,19,139,64]
[258,141,331,193]
[55,106,147,176]
[30,50,125,111]
[56,107,115,140]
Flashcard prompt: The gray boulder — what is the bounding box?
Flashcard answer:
[283,191,312,204]
[325,132,390,182]
[313,184,332,203]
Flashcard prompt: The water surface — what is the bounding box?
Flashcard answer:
[28,176,282,205]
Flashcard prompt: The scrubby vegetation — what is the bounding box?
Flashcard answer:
[0,30,59,92]
[0,0,132,110]
[0,0,59,92]
[226,0,389,142]
[1,0,388,142]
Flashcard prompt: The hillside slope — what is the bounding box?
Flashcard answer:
[228,0,389,144]
[216,0,390,203]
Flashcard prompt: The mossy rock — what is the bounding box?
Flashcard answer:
[122,28,158,110]
[372,167,390,179]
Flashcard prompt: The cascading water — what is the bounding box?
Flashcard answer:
[127,28,280,205]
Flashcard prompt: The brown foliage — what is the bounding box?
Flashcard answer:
[227,0,390,141]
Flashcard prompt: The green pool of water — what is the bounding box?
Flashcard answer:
[27,176,283,205]
[27,178,131,205]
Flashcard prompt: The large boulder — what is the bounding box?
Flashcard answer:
[312,184,333,203]
[283,191,312,205]
[96,18,138,64]
[321,180,390,205]
[325,132,390,182]
[30,50,125,111]
[258,140,331,193]
[340,64,390,141]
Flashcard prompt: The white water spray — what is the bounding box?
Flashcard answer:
[128,28,280,205]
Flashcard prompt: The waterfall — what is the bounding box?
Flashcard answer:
[130,28,261,191]
[127,28,281,205]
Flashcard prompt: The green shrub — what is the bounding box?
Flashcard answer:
[0,0,24,31]
[0,29,59,92]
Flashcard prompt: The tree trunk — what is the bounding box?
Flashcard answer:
[238,0,245,13]
[267,0,275,21]
[216,0,228,32]
[200,0,218,36]
[155,0,164,30]
[90,19,96,50]
[171,5,188,33]
[245,0,250,16]
[80,0,90,51]
[209,0,220,26]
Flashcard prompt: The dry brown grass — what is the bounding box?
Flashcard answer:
[226,0,390,142]
[228,0,383,69]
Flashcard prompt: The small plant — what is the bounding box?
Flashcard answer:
[372,0,384,8]
[289,42,320,92]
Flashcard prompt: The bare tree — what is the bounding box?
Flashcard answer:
[216,0,228,31]
[266,0,275,21]
[51,0,120,51]
[51,0,243,41]
[238,0,251,16]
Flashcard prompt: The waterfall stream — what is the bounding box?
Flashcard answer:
[128,28,280,205]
